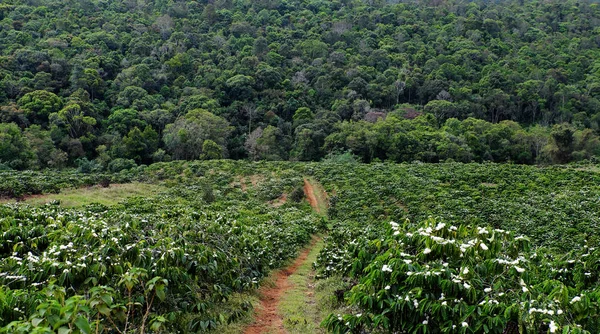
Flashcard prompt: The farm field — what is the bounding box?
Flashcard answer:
[1,161,600,333]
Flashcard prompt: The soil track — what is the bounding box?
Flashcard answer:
[243,178,324,334]
[243,238,318,334]
[303,178,321,214]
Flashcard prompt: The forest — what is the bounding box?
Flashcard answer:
[1,0,600,169]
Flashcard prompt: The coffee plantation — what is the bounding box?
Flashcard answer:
[1,160,600,333]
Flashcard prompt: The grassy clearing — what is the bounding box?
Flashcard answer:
[278,238,327,334]
[2,183,167,207]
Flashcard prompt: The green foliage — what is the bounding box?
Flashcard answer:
[0,123,35,170]
[2,161,600,332]
[310,161,600,333]
[201,139,223,160]
[121,126,159,164]
[321,150,360,164]
[289,186,305,203]
[107,158,137,173]
[0,168,130,198]
[322,218,600,333]
[0,160,321,333]
[76,157,103,174]
[1,0,600,164]
[17,91,62,125]
[163,109,232,160]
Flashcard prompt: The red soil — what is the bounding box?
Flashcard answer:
[303,179,320,213]
[243,240,316,334]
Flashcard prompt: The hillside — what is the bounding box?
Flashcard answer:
[1,0,600,169]
[2,161,600,333]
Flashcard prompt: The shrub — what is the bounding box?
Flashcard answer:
[108,158,137,173]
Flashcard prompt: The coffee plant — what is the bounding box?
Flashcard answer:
[3,160,600,332]
[321,218,600,333]
[0,162,320,333]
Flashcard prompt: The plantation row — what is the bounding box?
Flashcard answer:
[2,161,600,332]
[0,162,322,332]
[313,163,600,250]
[309,162,600,333]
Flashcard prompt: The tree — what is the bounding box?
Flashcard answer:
[0,103,29,127]
[572,129,600,161]
[256,125,285,160]
[292,107,314,128]
[245,127,264,161]
[225,75,255,100]
[517,80,545,124]
[154,14,174,39]
[0,123,35,170]
[545,123,574,163]
[255,65,281,90]
[424,100,457,125]
[24,125,58,169]
[292,127,317,161]
[50,104,97,139]
[299,39,328,59]
[139,109,174,135]
[527,125,550,163]
[201,140,223,160]
[253,36,269,58]
[106,109,147,136]
[121,126,159,163]
[163,109,232,160]
[115,86,154,111]
[17,90,63,126]
[81,68,104,100]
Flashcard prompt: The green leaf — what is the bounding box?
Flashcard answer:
[97,305,111,316]
[101,294,113,305]
[74,316,91,334]
[58,327,71,334]
[156,288,166,301]
[31,317,44,327]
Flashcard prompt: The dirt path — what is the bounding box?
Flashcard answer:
[303,178,327,215]
[243,238,318,334]
[243,178,326,334]
[303,180,319,213]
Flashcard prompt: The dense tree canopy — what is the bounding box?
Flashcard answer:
[1,0,600,169]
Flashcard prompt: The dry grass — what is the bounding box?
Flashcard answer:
[2,183,167,207]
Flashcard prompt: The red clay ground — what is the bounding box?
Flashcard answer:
[303,178,321,214]
[243,179,325,334]
[243,238,317,334]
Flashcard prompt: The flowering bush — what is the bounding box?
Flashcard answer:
[0,166,319,332]
[322,218,600,333]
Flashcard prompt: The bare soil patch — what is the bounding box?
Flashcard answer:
[270,193,288,208]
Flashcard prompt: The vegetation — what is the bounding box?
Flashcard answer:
[3,0,600,331]
[0,160,322,333]
[1,160,600,332]
[279,238,326,334]
[2,0,600,168]
[311,162,600,333]
[0,183,168,207]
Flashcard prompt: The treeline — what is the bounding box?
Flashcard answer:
[324,112,600,164]
[1,0,600,169]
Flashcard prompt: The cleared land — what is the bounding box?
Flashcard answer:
[0,182,167,207]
